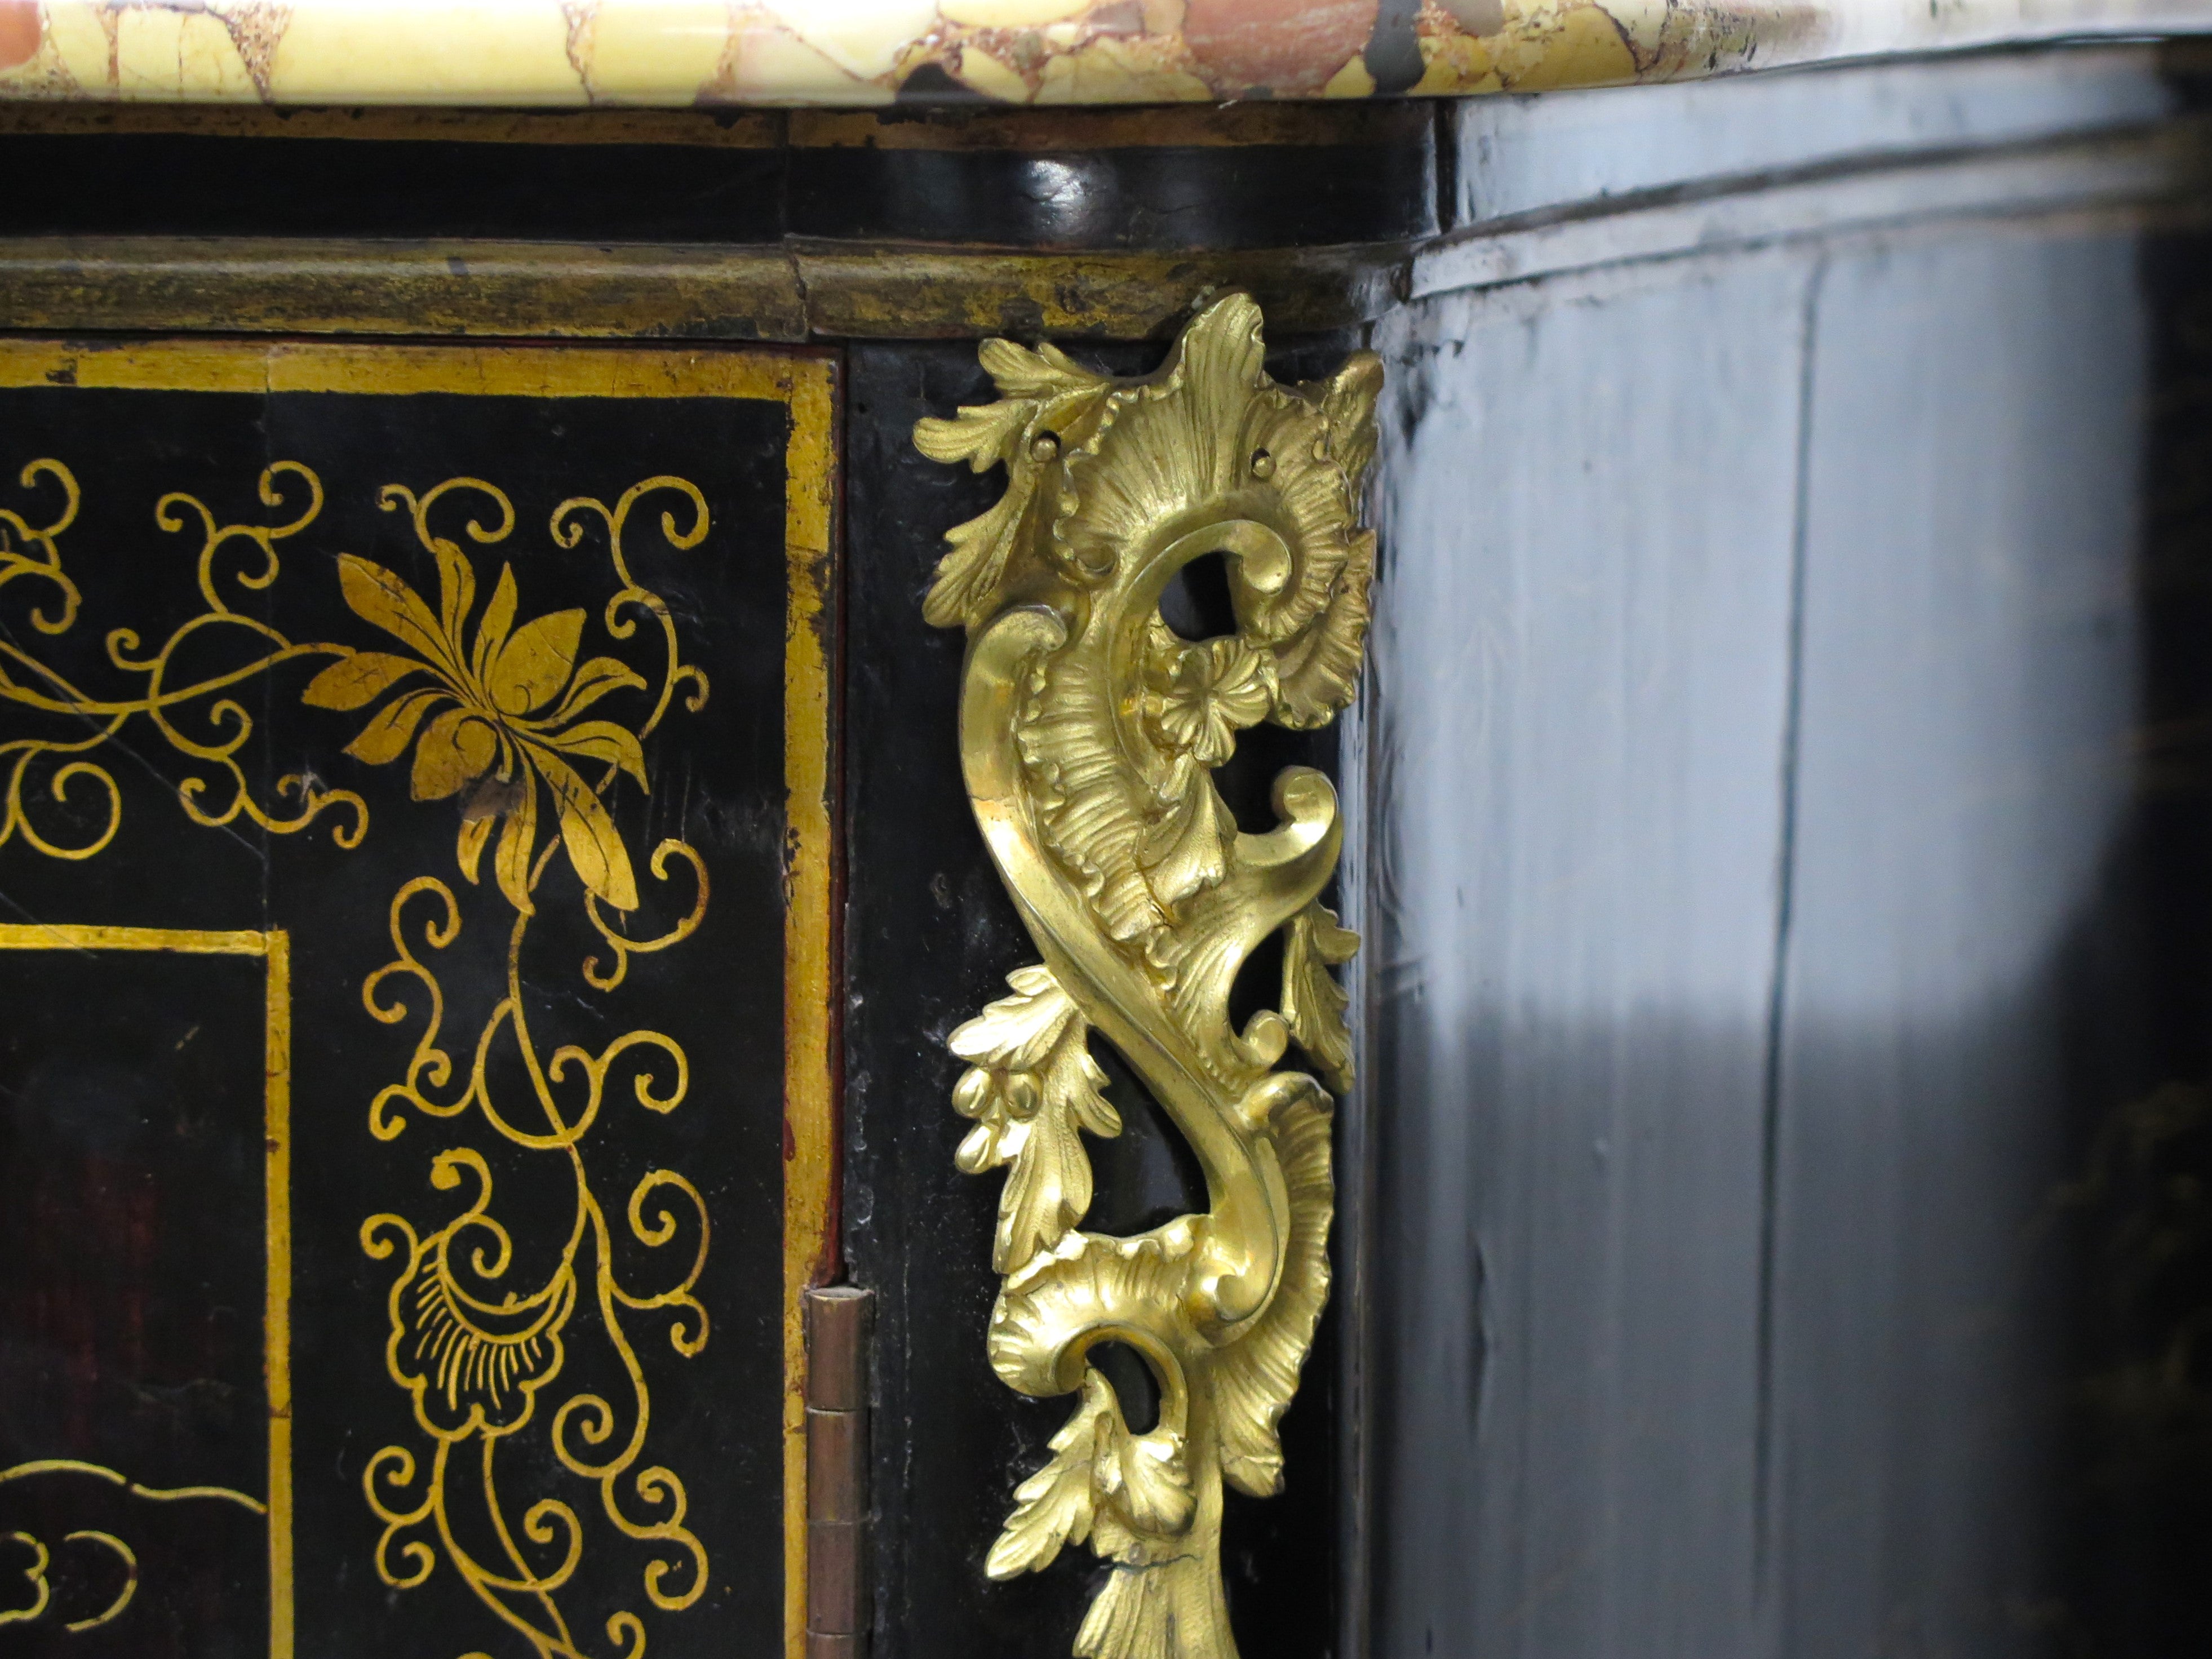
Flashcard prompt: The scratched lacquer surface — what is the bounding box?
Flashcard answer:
[0,341,835,1659]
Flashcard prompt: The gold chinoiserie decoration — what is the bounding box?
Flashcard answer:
[0,455,717,1659]
[349,474,715,1659]
[917,292,1378,1659]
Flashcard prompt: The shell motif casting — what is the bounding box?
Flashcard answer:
[917,292,1380,1659]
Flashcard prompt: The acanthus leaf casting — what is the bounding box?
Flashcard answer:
[919,291,1381,1659]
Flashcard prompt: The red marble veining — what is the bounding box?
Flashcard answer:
[0,0,39,72]
[1183,0,1380,93]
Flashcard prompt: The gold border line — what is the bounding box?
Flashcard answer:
[0,339,832,402]
[0,1460,266,1514]
[264,931,293,1659]
[0,340,842,1659]
[0,922,269,954]
[779,356,840,1659]
[0,924,288,1657]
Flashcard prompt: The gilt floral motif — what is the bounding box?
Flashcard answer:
[0,455,717,1659]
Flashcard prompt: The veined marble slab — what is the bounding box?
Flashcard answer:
[0,1,2202,107]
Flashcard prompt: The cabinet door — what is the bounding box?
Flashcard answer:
[0,339,837,1659]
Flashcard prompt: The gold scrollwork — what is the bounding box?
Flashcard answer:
[61,1533,138,1633]
[0,456,364,859]
[0,1532,48,1629]
[0,457,719,1659]
[917,292,1380,1659]
[0,1458,267,1515]
[0,1462,232,1635]
[0,1528,140,1635]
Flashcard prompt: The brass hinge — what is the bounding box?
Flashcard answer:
[805,1285,872,1659]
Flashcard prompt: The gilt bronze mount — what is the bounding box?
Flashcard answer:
[919,293,1379,1659]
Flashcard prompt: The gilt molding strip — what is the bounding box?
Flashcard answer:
[919,292,1378,1659]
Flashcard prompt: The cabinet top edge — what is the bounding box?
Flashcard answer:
[0,1,2206,112]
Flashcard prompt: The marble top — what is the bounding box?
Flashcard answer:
[0,1,2201,108]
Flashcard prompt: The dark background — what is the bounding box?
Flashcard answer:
[0,950,272,1658]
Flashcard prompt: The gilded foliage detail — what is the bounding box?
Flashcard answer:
[951,965,1124,1276]
[920,292,1380,1659]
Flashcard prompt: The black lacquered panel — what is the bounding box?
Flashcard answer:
[786,137,1437,249]
[1362,194,2212,1659]
[0,342,825,1659]
[0,947,274,1657]
[0,108,1436,250]
[0,133,788,243]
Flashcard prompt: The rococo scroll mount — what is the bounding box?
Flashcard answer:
[918,292,1379,1658]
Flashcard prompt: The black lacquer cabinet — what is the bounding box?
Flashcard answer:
[3,45,2212,1659]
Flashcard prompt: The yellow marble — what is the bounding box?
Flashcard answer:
[268,5,587,105]
[941,0,1093,25]
[578,0,732,104]
[953,44,1034,101]
[1322,54,1377,97]
[115,9,261,101]
[710,13,888,104]
[759,0,936,82]
[0,0,2200,107]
